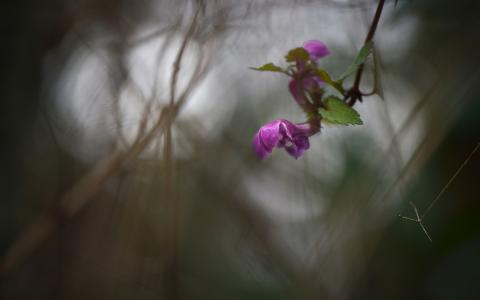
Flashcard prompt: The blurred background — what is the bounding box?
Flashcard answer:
[1,0,479,299]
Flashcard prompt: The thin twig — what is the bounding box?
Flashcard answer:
[398,202,432,242]
[0,6,210,277]
[169,9,200,106]
[421,142,480,218]
[346,0,386,106]
[411,202,432,242]
[399,142,480,242]
[164,6,201,299]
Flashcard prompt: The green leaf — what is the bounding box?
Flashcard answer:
[250,63,285,73]
[314,68,345,94]
[319,96,363,125]
[285,47,309,62]
[337,41,374,80]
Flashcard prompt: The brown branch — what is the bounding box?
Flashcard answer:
[346,0,386,106]
[0,7,210,277]
[169,9,200,106]
[164,8,200,299]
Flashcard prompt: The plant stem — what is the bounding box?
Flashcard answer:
[346,0,386,106]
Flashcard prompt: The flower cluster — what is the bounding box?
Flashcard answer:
[288,41,329,106]
[251,40,368,160]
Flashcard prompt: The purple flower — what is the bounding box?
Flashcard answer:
[303,40,330,61]
[253,119,312,160]
[288,40,329,104]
